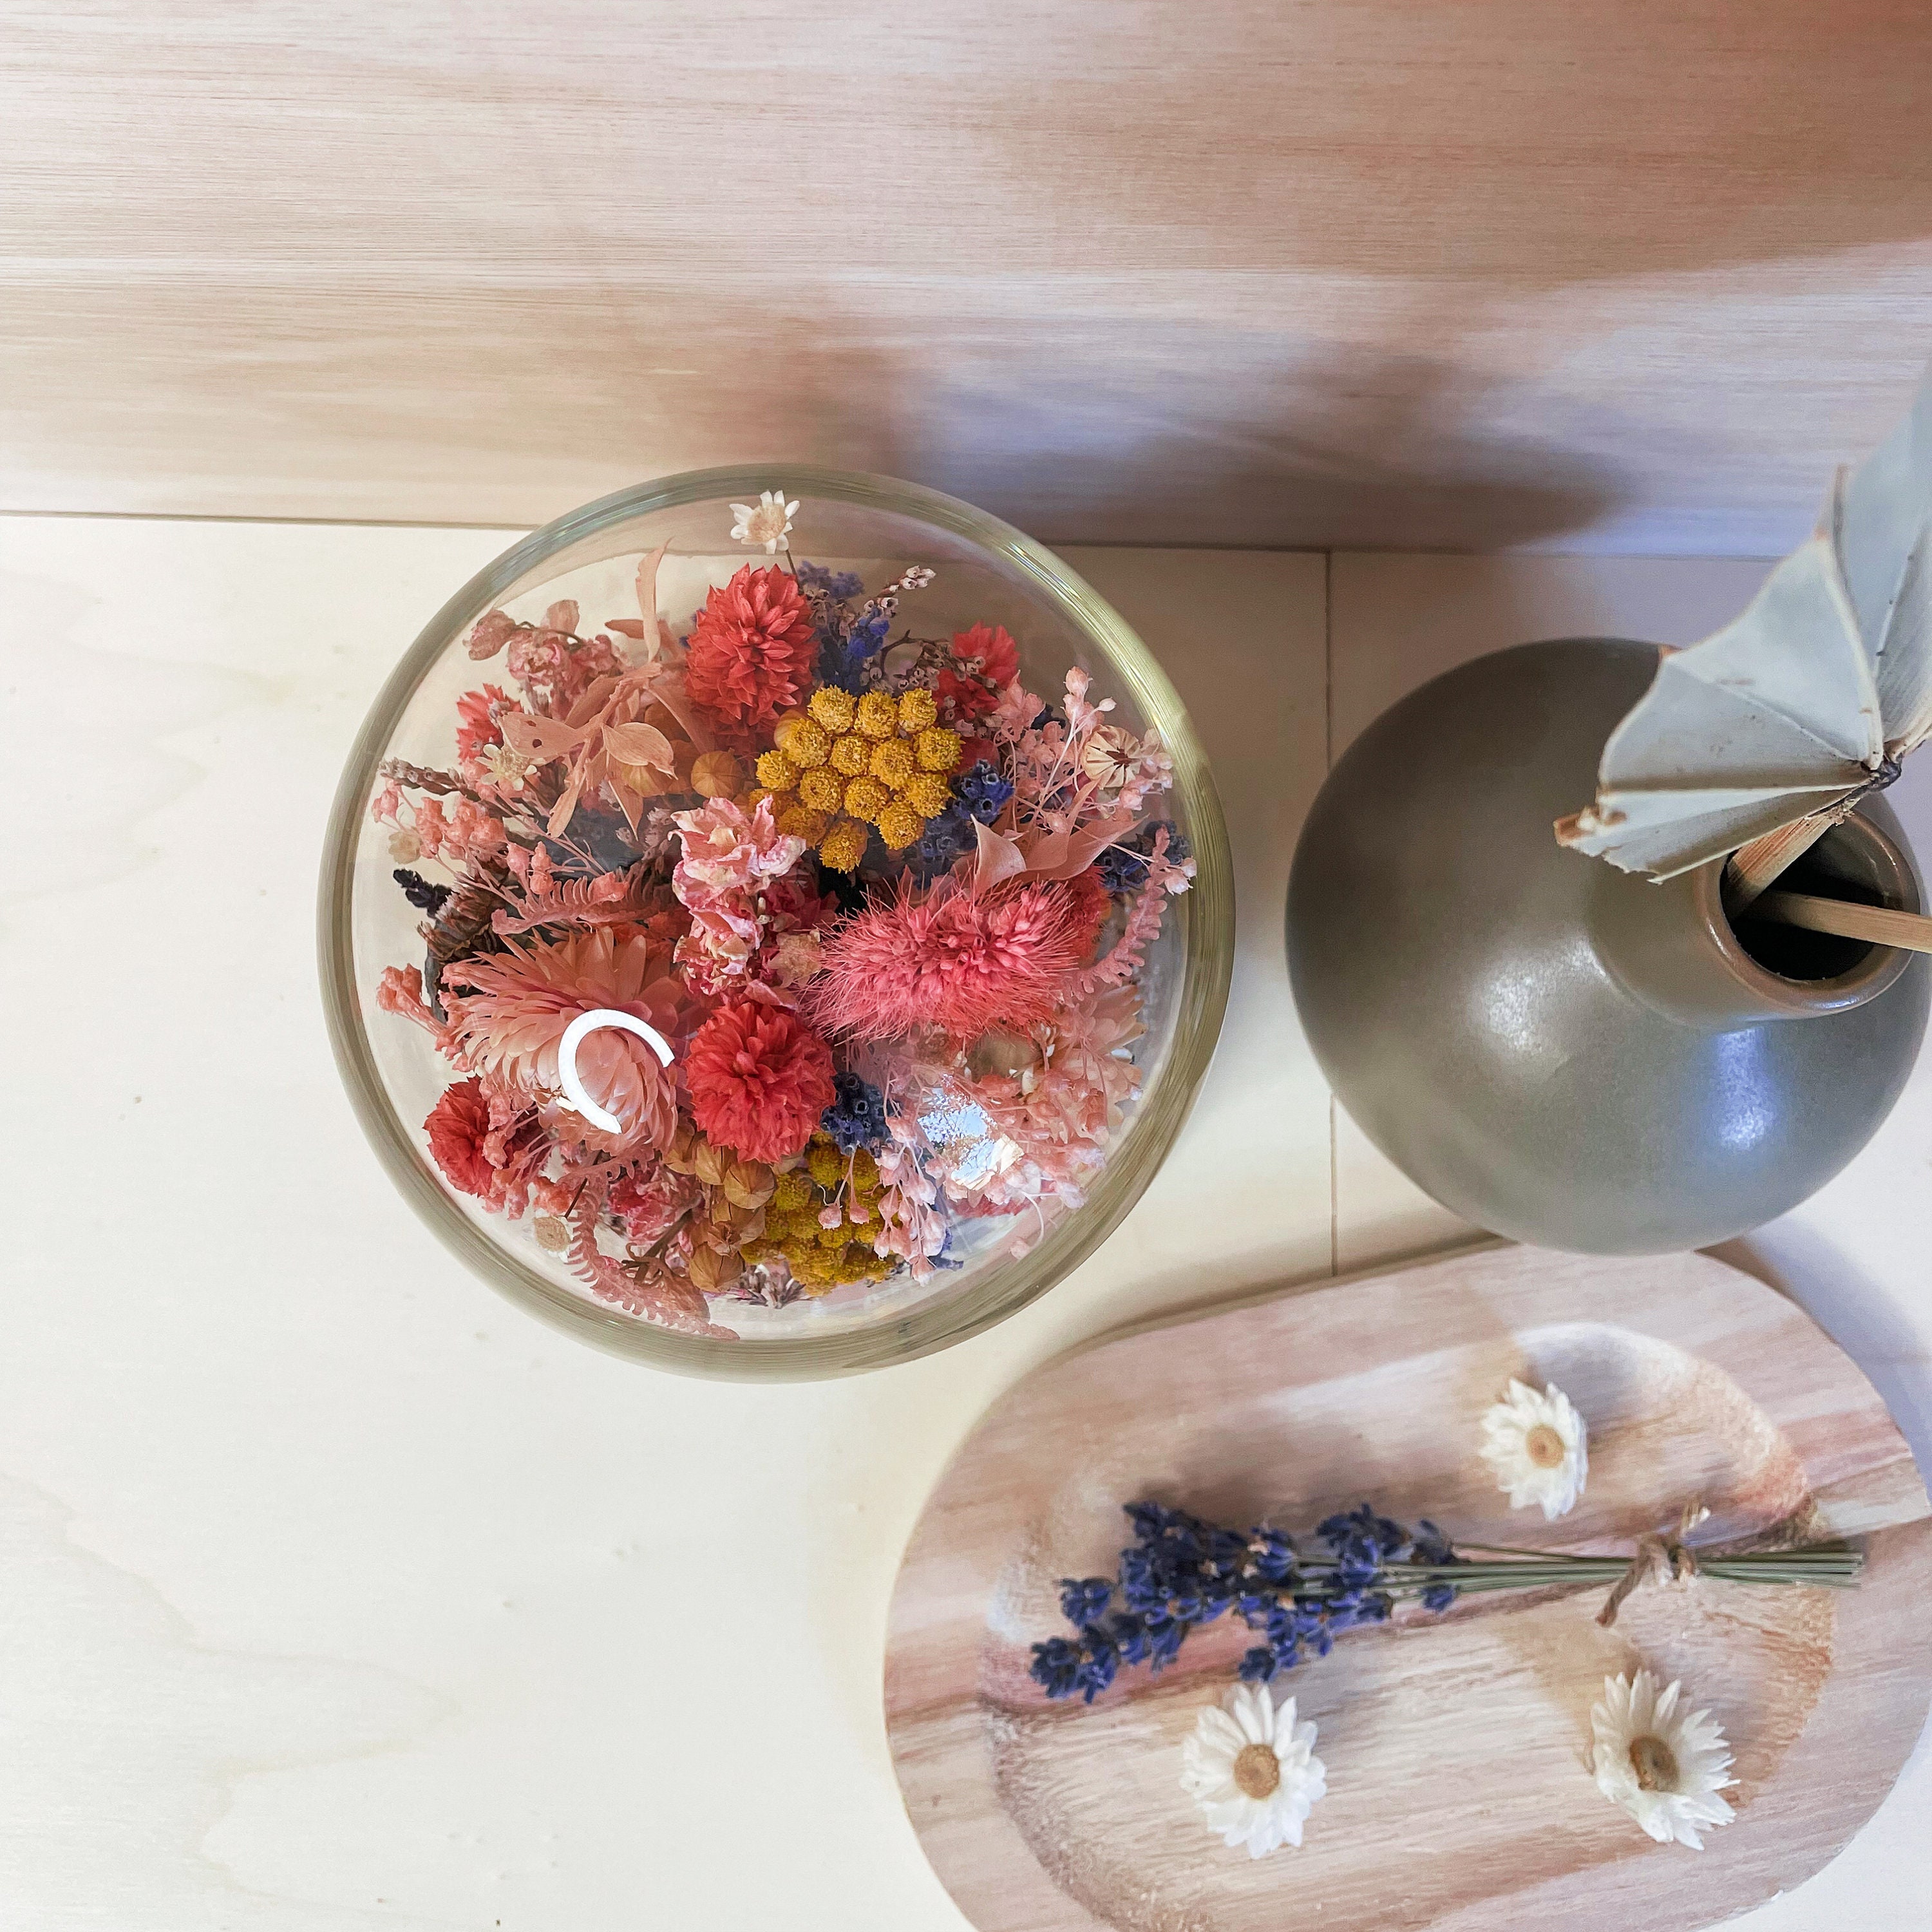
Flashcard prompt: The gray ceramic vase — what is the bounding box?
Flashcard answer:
[1287,639,1929,1253]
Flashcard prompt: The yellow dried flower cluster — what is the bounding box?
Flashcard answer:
[744,685,961,871]
[741,1135,892,1293]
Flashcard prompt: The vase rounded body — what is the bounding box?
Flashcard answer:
[1287,639,1929,1253]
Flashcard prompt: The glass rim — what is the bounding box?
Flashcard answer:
[317,464,1235,1379]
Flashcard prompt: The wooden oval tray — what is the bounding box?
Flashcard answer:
[884,1246,1932,1932]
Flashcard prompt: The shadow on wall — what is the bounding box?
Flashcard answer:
[896,343,1641,549]
[6,0,1932,540]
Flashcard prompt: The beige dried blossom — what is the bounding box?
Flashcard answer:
[1590,1670,1735,1850]
[1180,1683,1327,1858]
[1479,1378,1588,1520]
[730,489,799,554]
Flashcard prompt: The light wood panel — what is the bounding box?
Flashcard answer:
[885,1244,1932,1932]
[4,4,1931,547]
[0,518,1333,1924]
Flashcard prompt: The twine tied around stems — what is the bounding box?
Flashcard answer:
[1597,1502,1710,1627]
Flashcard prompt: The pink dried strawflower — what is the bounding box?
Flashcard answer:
[805,871,1111,1043]
[682,565,817,750]
[686,1000,837,1164]
[442,929,685,1153]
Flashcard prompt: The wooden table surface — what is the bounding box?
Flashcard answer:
[2,520,1928,1929]
[6,2,1932,553]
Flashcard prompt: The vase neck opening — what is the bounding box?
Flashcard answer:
[1593,809,1920,1027]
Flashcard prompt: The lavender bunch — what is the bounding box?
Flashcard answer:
[1030,1499,1864,1705]
[1030,1501,1462,1703]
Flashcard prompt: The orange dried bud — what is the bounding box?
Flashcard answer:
[686,1245,742,1295]
[723,1159,776,1209]
[691,750,744,798]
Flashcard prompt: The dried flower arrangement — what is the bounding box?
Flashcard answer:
[1036,1499,1849,1856]
[370,497,1195,1339]
[1033,1380,1859,1859]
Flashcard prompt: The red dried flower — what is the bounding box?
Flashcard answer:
[686,999,837,1163]
[683,565,818,750]
[804,871,1111,1043]
[456,684,513,759]
[938,622,1021,721]
[425,1077,497,1197]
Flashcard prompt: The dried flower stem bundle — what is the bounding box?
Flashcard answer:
[1032,1500,1862,1702]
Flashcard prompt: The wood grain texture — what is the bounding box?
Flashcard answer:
[1752,890,1932,956]
[884,1245,1932,1932]
[4,4,1931,549]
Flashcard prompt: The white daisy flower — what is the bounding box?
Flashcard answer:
[729,489,799,553]
[479,743,535,795]
[898,565,935,589]
[1590,1669,1736,1850]
[1479,1377,1588,1519]
[1180,1681,1327,1857]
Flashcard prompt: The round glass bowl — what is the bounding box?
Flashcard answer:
[320,469,1231,1377]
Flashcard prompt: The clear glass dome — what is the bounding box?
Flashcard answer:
[319,469,1231,1377]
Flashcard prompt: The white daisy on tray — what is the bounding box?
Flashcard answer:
[1590,1669,1736,1850]
[1180,1680,1327,1857]
[730,489,799,553]
[1479,1377,1588,1519]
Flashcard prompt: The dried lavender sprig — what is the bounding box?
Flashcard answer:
[1028,1501,1862,1703]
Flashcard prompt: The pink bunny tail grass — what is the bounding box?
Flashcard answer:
[804,871,1111,1044]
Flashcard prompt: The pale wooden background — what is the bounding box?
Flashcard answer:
[7,521,1932,1925]
[4,1,1931,549]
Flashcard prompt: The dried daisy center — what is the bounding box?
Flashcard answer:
[1628,1734,1680,1792]
[1232,1743,1281,1799]
[1524,1423,1567,1468]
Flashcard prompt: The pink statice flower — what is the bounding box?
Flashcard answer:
[413,793,506,867]
[375,963,451,1045]
[509,623,625,719]
[670,796,808,995]
[607,1158,701,1244]
[987,677,1049,746]
[925,987,1144,1247]
[869,1113,950,1281]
